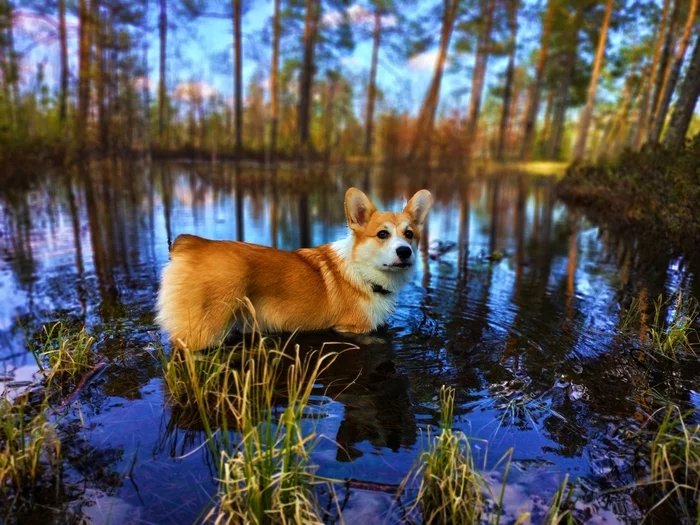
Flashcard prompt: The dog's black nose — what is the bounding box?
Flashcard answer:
[396,246,412,260]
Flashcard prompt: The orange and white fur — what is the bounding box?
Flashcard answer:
[156,188,433,350]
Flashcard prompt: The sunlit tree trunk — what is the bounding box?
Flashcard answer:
[572,0,614,161]
[649,0,698,143]
[269,0,281,161]
[364,8,381,158]
[298,0,321,154]
[76,0,92,152]
[158,0,167,147]
[232,0,243,154]
[663,36,700,152]
[464,0,496,158]
[497,0,518,161]
[635,0,672,149]
[409,0,460,161]
[519,0,556,161]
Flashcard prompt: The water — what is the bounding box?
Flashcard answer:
[1,160,699,523]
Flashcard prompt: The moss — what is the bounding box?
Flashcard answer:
[557,135,700,251]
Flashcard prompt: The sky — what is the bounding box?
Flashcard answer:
[14,0,671,119]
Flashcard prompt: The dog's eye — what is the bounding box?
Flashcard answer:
[405,230,414,240]
[377,230,390,239]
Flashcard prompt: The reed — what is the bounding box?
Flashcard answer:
[31,322,95,380]
[644,405,700,521]
[0,393,61,503]
[401,386,487,524]
[158,319,351,524]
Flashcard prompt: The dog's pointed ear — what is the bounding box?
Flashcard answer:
[345,188,377,231]
[403,189,433,226]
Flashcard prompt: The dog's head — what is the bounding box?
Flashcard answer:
[344,187,433,272]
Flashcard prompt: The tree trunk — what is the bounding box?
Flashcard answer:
[648,0,680,134]
[518,0,556,160]
[540,87,555,146]
[269,0,281,161]
[94,0,108,154]
[663,36,700,152]
[572,0,614,161]
[158,0,167,146]
[298,0,321,153]
[497,0,518,161]
[364,8,381,158]
[634,0,672,149]
[409,0,460,161]
[142,0,151,153]
[0,1,18,128]
[464,0,496,158]
[233,0,243,155]
[58,0,69,125]
[547,3,584,159]
[76,0,92,153]
[649,0,698,143]
[604,59,641,158]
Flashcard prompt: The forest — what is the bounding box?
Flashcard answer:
[1,0,698,167]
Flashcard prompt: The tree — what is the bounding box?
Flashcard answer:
[409,0,461,161]
[497,0,518,161]
[364,5,381,158]
[269,0,281,160]
[58,0,68,125]
[232,0,243,154]
[545,1,584,160]
[76,0,92,152]
[298,0,322,153]
[663,35,700,151]
[634,0,672,149]
[464,0,496,157]
[519,0,557,161]
[572,0,614,160]
[158,0,167,146]
[649,0,698,143]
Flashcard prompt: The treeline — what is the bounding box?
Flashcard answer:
[1,0,699,166]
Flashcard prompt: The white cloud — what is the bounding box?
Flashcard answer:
[408,50,445,72]
[322,3,397,29]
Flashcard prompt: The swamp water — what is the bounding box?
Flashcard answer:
[1,161,699,523]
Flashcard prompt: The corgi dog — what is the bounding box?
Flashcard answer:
[156,188,433,350]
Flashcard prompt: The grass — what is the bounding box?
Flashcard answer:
[30,322,95,381]
[0,392,62,507]
[158,324,351,524]
[621,292,698,360]
[641,405,700,521]
[400,386,497,524]
[544,474,578,525]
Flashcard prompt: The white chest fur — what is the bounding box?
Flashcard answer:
[331,236,414,329]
